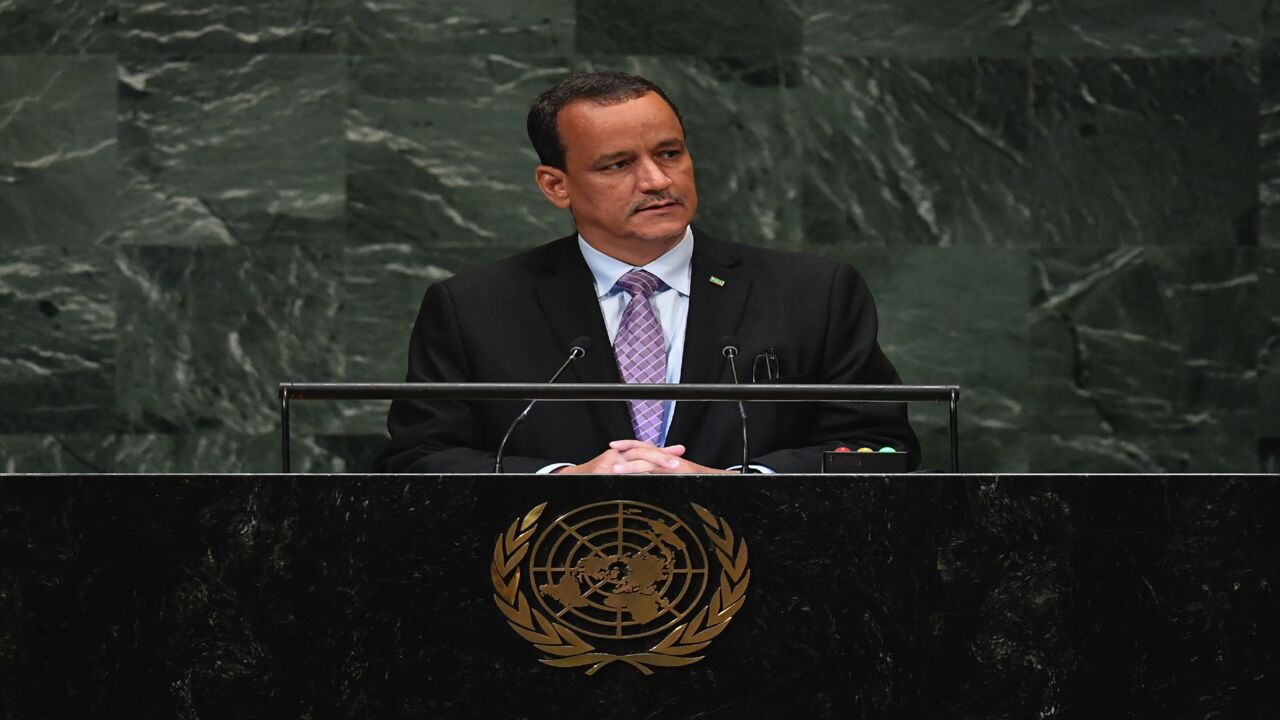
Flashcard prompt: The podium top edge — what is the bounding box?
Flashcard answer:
[275,382,961,402]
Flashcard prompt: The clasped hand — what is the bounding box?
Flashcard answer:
[554,440,731,475]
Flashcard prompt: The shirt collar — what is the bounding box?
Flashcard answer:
[577,226,694,299]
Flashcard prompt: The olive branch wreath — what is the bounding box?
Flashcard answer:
[490,501,750,676]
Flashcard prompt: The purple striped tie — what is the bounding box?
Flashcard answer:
[613,270,667,445]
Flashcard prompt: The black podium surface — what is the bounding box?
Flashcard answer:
[2,474,1277,718]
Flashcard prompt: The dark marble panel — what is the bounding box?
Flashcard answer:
[117,54,345,246]
[0,247,119,433]
[1261,40,1280,246]
[1029,248,1262,472]
[804,0,1031,58]
[0,55,116,250]
[346,54,571,254]
[826,247,1030,472]
[0,433,383,473]
[114,0,344,54]
[0,475,1276,717]
[347,0,573,55]
[0,434,122,472]
[576,0,802,56]
[308,433,385,473]
[328,244,452,432]
[0,0,113,53]
[2,434,179,476]
[574,56,804,248]
[1031,0,1263,56]
[1030,433,1260,473]
[801,57,1034,246]
[163,432,381,473]
[0,434,239,474]
[1264,438,1279,470]
[1048,476,1279,716]
[1029,57,1258,246]
[114,244,348,434]
[1261,252,1279,435]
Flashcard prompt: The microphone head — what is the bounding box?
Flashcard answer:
[569,336,594,358]
[718,335,740,358]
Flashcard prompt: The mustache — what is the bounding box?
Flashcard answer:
[630,194,683,214]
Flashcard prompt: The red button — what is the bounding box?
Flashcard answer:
[834,446,852,453]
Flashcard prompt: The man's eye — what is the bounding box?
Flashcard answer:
[659,150,682,159]
[603,160,629,170]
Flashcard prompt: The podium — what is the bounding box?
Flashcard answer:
[2,472,1277,717]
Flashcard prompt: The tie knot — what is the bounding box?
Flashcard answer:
[615,269,662,298]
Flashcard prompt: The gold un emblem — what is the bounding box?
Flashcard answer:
[490,500,750,675]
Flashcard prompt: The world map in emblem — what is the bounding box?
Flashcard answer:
[529,500,710,640]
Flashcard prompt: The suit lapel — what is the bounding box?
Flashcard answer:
[665,234,750,447]
[532,236,634,441]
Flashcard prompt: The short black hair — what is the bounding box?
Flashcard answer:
[527,71,685,170]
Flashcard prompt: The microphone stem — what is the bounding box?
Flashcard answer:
[495,347,584,473]
[547,347,584,384]
[725,351,749,474]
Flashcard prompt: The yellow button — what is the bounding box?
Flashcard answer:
[856,447,874,453]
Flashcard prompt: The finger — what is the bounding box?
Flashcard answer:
[650,454,727,474]
[659,444,687,456]
[609,439,660,451]
[647,457,702,474]
[618,447,681,470]
[616,448,686,471]
[610,459,661,474]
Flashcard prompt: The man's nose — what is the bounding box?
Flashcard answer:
[635,157,673,192]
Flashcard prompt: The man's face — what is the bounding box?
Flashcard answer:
[538,92,698,256]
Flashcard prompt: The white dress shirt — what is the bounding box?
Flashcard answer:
[537,227,769,473]
[579,226,693,443]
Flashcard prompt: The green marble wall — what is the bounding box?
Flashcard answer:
[1,1,1276,473]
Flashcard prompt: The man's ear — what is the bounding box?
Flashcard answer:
[534,165,571,209]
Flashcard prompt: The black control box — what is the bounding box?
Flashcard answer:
[822,450,910,474]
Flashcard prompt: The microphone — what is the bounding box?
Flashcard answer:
[718,335,749,475]
[494,336,593,473]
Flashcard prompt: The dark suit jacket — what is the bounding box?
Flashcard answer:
[375,230,920,473]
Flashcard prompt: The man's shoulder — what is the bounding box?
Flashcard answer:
[435,229,860,293]
[435,233,578,292]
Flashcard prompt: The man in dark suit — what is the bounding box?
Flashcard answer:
[376,71,919,474]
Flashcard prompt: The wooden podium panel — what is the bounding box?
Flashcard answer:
[1,474,1276,718]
